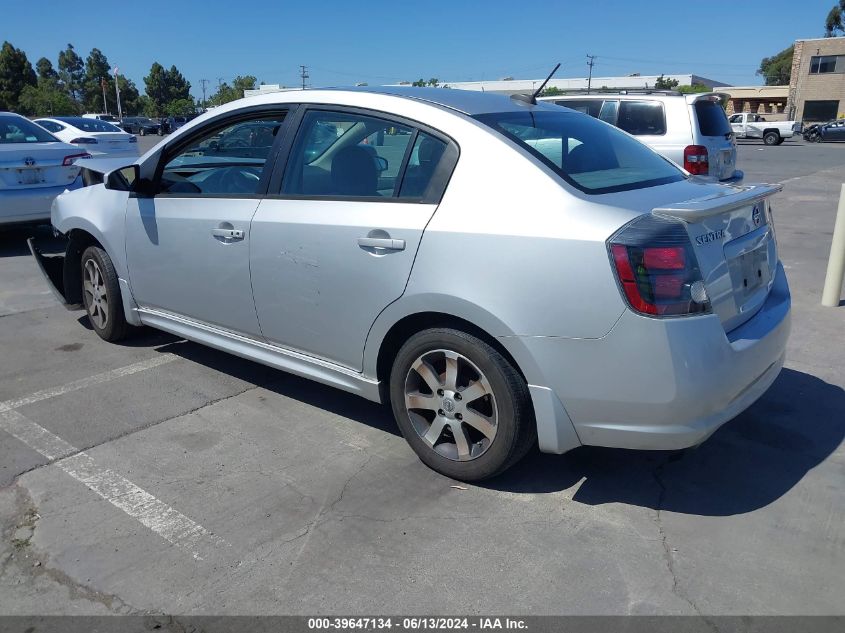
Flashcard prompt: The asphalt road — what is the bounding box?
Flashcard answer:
[0,137,843,617]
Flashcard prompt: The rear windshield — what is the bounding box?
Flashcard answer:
[475,109,684,194]
[64,117,122,132]
[695,100,731,137]
[0,115,57,144]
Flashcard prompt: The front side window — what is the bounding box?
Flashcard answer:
[616,101,666,136]
[158,113,286,195]
[475,109,683,194]
[0,115,58,144]
[283,110,415,198]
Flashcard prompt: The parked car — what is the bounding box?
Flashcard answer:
[728,112,800,145]
[538,91,742,182]
[0,112,88,227]
[803,119,845,142]
[160,115,192,134]
[82,113,122,127]
[35,117,139,159]
[29,87,789,480]
[120,117,161,136]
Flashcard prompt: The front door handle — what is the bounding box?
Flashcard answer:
[357,237,405,251]
[211,227,244,240]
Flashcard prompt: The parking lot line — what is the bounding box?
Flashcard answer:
[0,353,176,412]
[0,407,229,560]
[0,352,231,561]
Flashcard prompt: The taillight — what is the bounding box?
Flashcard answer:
[62,153,92,166]
[69,137,98,144]
[608,215,710,317]
[683,145,709,175]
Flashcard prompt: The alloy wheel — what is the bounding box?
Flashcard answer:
[403,349,498,461]
[83,258,109,330]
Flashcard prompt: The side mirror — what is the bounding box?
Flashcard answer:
[105,165,140,191]
[374,156,388,172]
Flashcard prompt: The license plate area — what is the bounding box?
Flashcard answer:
[17,168,42,185]
[724,228,775,308]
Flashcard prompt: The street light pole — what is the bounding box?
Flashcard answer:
[113,66,122,121]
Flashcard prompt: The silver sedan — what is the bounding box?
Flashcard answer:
[30,87,790,481]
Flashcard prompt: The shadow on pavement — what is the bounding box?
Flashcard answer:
[485,368,844,516]
[0,224,61,258]
[153,338,401,438]
[131,332,843,516]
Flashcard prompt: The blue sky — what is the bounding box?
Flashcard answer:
[4,0,836,98]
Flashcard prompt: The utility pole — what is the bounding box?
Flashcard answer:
[200,78,209,109]
[100,77,108,114]
[586,55,596,94]
[299,65,309,90]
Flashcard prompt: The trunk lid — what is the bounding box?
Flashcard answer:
[653,182,782,331]
[0,142,84,190]
[688,93,737,181]
[86,132,136,155]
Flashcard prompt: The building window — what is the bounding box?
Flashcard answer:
[809,55,845,74]
[803,100,839,122]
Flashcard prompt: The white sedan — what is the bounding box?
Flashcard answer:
[1,112,88,226]
[35,116,138,159]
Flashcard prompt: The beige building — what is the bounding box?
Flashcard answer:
[788,37,845,122]
[722,86,789,120]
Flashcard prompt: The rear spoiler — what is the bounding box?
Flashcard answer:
[685,92,728,105]
[653,183,782,222]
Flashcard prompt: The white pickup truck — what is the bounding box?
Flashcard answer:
[729,112,800,145]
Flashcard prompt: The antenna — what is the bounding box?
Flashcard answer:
[511,63,560,105]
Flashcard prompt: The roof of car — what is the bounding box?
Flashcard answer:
[335,86,564,115]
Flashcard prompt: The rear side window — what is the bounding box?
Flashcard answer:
[476,109,683,195]
[283,110,418,198]
[554,99,604,117]
[616,101,666,136]
[399,132,447,198]
[695,100,731,137]
[37,120,64,133]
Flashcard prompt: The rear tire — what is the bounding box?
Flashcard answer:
[763,131,780,145]
[80,246,129,342]
[389,328,536,481]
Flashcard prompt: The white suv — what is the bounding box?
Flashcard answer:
[538,91,742,183]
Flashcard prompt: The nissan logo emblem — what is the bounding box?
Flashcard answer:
[23,157,35,166]
[752,204,762,227]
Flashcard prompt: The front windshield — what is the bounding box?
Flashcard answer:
[474,109,684,194]
[0,115,58,144]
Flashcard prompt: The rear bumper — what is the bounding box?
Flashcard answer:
[522,261,791,452]
[0,178,81,225]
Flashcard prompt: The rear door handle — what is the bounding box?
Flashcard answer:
[357,237,405,251]
[211,228,244,240]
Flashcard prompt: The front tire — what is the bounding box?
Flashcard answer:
[763,131,780,145]
[389,328,536,481]
[81,246,129,342]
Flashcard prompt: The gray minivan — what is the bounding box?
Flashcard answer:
[539,92,741,182]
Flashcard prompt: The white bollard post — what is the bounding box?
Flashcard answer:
[821,183,845,307]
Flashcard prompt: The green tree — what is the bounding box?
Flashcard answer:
[36,57,58,81]
[0,41,37,111]
[83,48,113,113]
[143,62,191,115]
[164,97,196,116]
[825,0,845,35]
[539,86,564,97]
[208,75,256,106]
[654,74,679,90]
[757,45,793,85]
[57,43,84,102]
[117,75,142,115]
[677,83,710,94]
[18,80,79,116]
